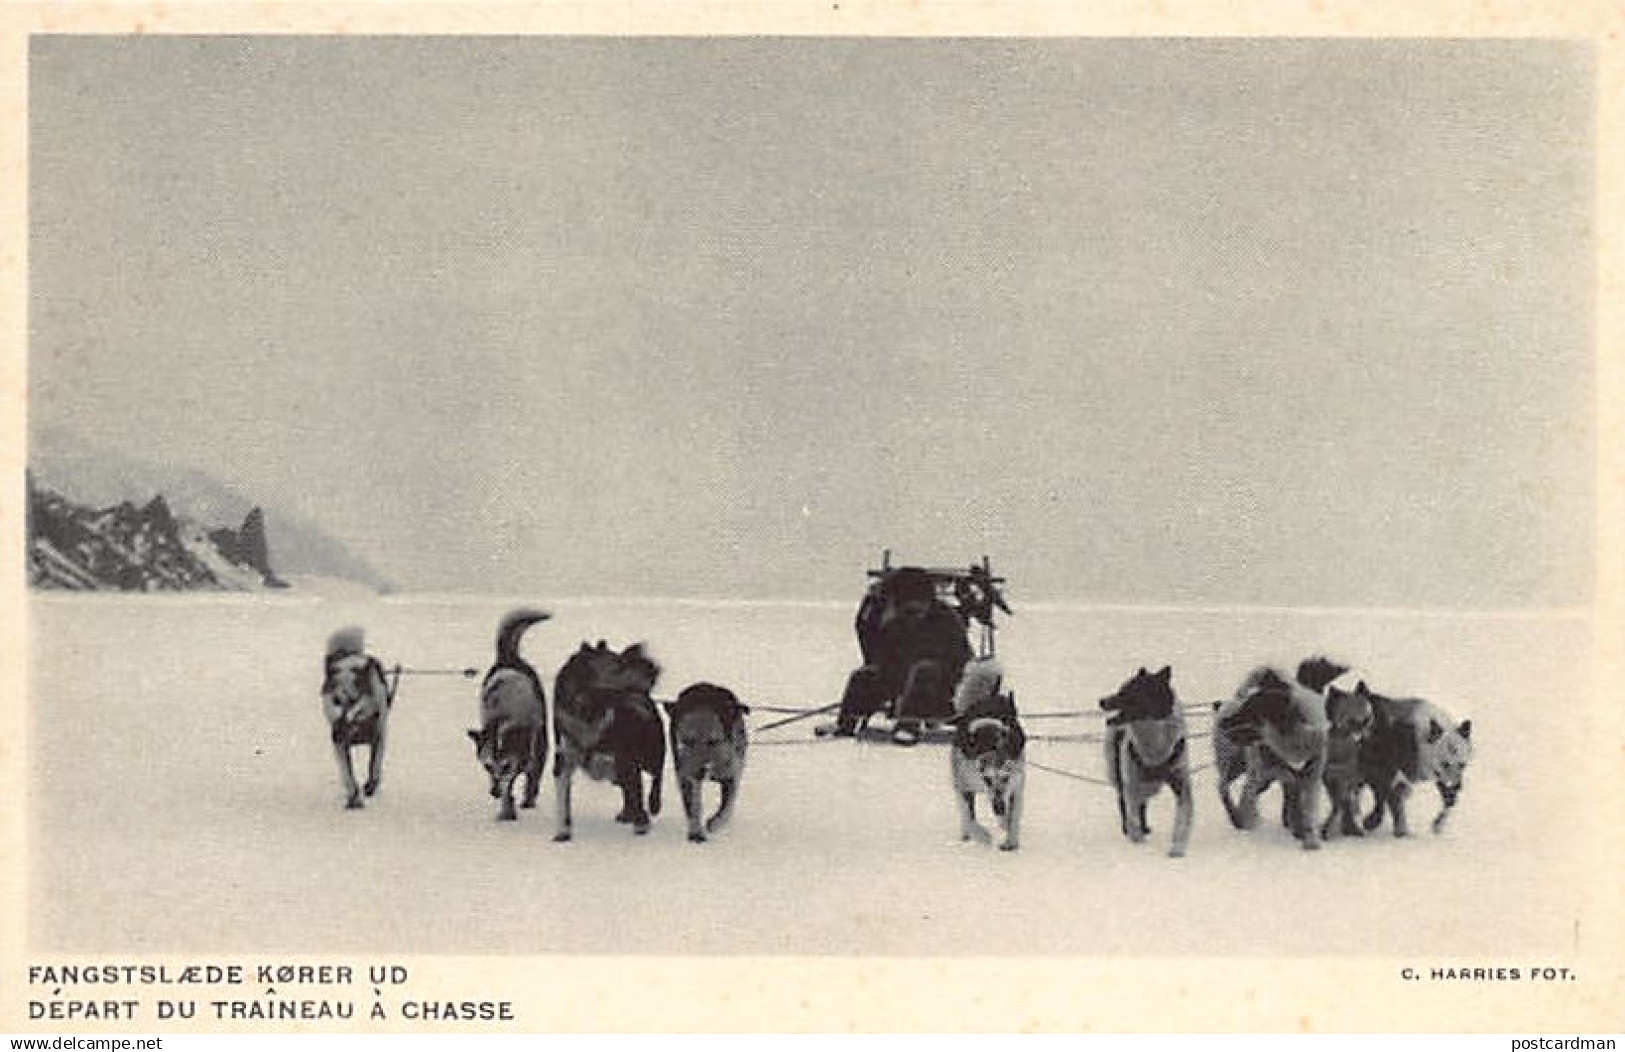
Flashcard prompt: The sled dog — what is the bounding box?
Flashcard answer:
[321,627,395,810]
[949,661,1025,851]
[467,608,551,821]
[551,641,666,841]
[665,682,751,843]
[1100,666,1193,858]
[1214,666,1329,850]
[1359,691,1474,836]
[1319,679,1375,840]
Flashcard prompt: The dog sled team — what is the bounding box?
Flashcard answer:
[320,557,1474,856]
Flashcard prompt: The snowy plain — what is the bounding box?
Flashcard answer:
[26,593,1595,957]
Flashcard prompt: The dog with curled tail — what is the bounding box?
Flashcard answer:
[467,608,551,821]
[1214,667,1329,850]
[321,627,396,810]
[949,658,1025,851]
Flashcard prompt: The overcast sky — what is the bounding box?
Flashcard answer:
[28,37,1593,605]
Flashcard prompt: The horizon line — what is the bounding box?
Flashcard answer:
[376,591,1591,620]
[26,584,1592,621]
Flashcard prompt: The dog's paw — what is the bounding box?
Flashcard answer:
[345,796,364,811]
[688,831,707,844]
[1167,845,1186,859]
[552,831,572,843]
[633,822,651,836]
[962,825,992,845]
[1300,837,1321,851]
[363,778,380,797]
[999,840,1019,852]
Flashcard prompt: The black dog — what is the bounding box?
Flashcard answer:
[551,641,666,841]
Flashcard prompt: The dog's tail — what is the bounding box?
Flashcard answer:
[494,608,552,667]
[326,626,366,659]
[1295,655,1351,694]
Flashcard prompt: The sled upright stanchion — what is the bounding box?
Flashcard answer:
[980,554,998,659]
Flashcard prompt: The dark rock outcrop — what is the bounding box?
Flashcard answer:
[27,475,287,592]
[208,507,288,588]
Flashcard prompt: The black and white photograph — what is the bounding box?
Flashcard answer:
[2,2,1621,1035]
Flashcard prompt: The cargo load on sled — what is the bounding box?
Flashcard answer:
[818,551,1010,746]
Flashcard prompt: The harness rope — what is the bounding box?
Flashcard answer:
[748,702,1215,719]
[1022,758,1116,787]
[378,651,1237,791]
[1022,755,1219,789]
[751,701,843,734]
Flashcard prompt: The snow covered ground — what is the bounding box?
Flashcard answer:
[26,594,1595,956]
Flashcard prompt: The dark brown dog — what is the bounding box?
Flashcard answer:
[551,641,665,841]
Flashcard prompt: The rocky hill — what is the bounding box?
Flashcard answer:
[27,427,390,592]
[27,475,289,592]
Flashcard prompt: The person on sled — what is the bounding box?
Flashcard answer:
[828,567,972,746]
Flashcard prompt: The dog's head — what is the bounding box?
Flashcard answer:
[1325,681,1375,741]
[466,726,518,798]
[1423,713,1474,806]
[1099,666,1175,726]
[324,654,370,703]
[955,715,1024,800]
[323,651,383,721]
[666,683,749,779]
